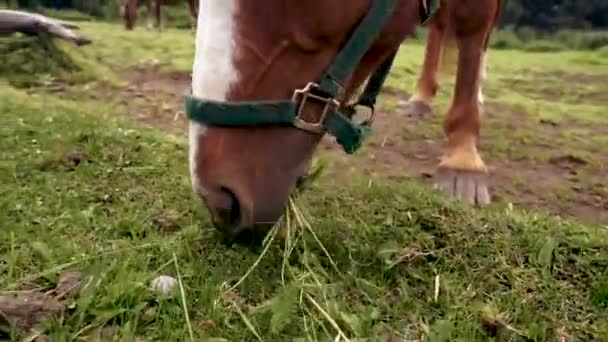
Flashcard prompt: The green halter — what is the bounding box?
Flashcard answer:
[184,0,436,154]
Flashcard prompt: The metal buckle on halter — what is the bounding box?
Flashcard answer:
[291,82,340,134]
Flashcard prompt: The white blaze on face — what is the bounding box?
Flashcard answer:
[189,0,240,194]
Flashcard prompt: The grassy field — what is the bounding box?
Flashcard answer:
[1,21,608,341]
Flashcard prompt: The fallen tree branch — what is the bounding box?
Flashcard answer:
[0,9,91,46]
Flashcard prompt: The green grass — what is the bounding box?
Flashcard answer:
[2,22,608,341]
[2,85,607,340]
[0,21,194,90]
[39,8,98,22]
[72,22,195,73]
[490,27,608,52]
[76,23,194,71]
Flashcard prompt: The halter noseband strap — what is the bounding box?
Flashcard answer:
[185,0,396,154]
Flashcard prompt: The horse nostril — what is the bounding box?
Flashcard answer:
[221,187,240,224]
[209,187,241,231]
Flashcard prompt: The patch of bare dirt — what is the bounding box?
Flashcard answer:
[86,65,191,134]
[93,66,608,225]
[119,65,192,132]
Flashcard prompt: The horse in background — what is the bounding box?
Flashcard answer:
[398,0,503,203]
[121,0,198,31]
[403,0,502,116]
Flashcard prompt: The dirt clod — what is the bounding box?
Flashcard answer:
[540,118,560,126]
[152,212,180,232]
[53,270,82,298]
[0,270,83,333]
[99,326,116,339]
[202,319,216,329]
[142,307,157,322]
[0,292,63,331]
[480,308,525,339]
[549,154,588,168]
[65,151,87,166]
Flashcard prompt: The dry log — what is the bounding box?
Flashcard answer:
[0,10,91,46]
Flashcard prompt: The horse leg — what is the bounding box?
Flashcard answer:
[435,30,490,205]
[154,0,163,31]
[144,0,153,30]
[403,19,445,118]
[123,0,138,30]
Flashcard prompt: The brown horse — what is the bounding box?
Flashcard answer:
[121,0,198,31]
[401,0,502,200]
[404,0,500,115]
[186,0,502,242]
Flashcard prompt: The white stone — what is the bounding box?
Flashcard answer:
[150,275,178,295]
